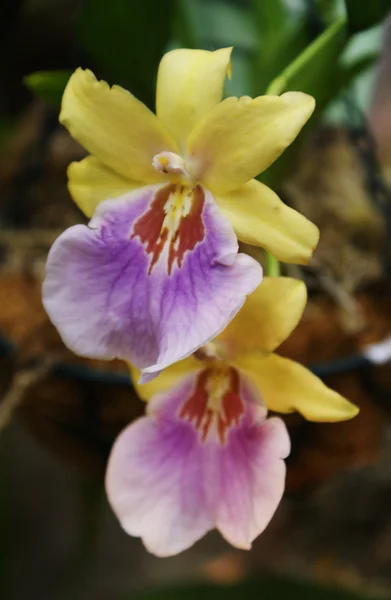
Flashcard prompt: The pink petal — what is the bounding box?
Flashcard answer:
[215,416,290,548]
[105,387,214,556]
[106,368,290,556]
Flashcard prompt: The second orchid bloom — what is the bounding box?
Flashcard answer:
[43,47,319,380]
[106,278,358,556]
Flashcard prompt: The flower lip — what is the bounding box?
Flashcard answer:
[43,183,263,379]
[105,366,289,556]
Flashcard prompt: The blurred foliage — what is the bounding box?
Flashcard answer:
[76,0,175,107]
[266,17,347,102]
[178,0,257,51]
[0,116,16,151]
[0,431,12,596]
[130,577,387,600]
[24,70,72,110]
[24,0,385,116]
[346,0,391,32]
[253,0,310,94]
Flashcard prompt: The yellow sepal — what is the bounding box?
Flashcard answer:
[216,179,319,264]
[235,352,359,422]
[68,156,140,217]
[188,92,315,194]
[129,356,201,402]
[60,68,178,183]
[156,47,232,147]
[219,277,307,356]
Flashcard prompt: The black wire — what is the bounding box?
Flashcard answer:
[311,354,370,377]
[0,331,377,387]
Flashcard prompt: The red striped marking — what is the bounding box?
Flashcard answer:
[132,184,205,275]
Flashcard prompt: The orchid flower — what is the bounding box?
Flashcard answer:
[43,48,319,381]
[106,278,358,556]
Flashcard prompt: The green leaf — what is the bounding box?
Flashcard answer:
[254,0,287,34]
[225,52,253,98]
[178,0,257,51]
[315,0,347,24]
[76,0,175,107]
[253,0,290,57]
[252,0,300,93]
[128,577,387,600]
[23,70,72,109]
[254,21,313,95]
[345,0,391,32]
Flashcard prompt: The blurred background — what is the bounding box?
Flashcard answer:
[2,0,391,598]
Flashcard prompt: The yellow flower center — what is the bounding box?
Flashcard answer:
[204,365,232,413]
[194,340,230,364]
[193,342,234,415]
[152,151,195,186]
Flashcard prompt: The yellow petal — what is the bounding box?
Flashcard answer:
[156,47,232,147]
[216,179,319,264]
[68,156,140,217]
[60,68,178,183]
[130,356,201,402]
[219,277,307,356]
[188,92,315,194]
[236,352,359,422]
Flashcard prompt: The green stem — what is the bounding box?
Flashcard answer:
[267,252,281,277]
[265,15,347,96]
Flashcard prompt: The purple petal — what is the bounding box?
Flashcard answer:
[43,184,262,375]
[106,368,290,556]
